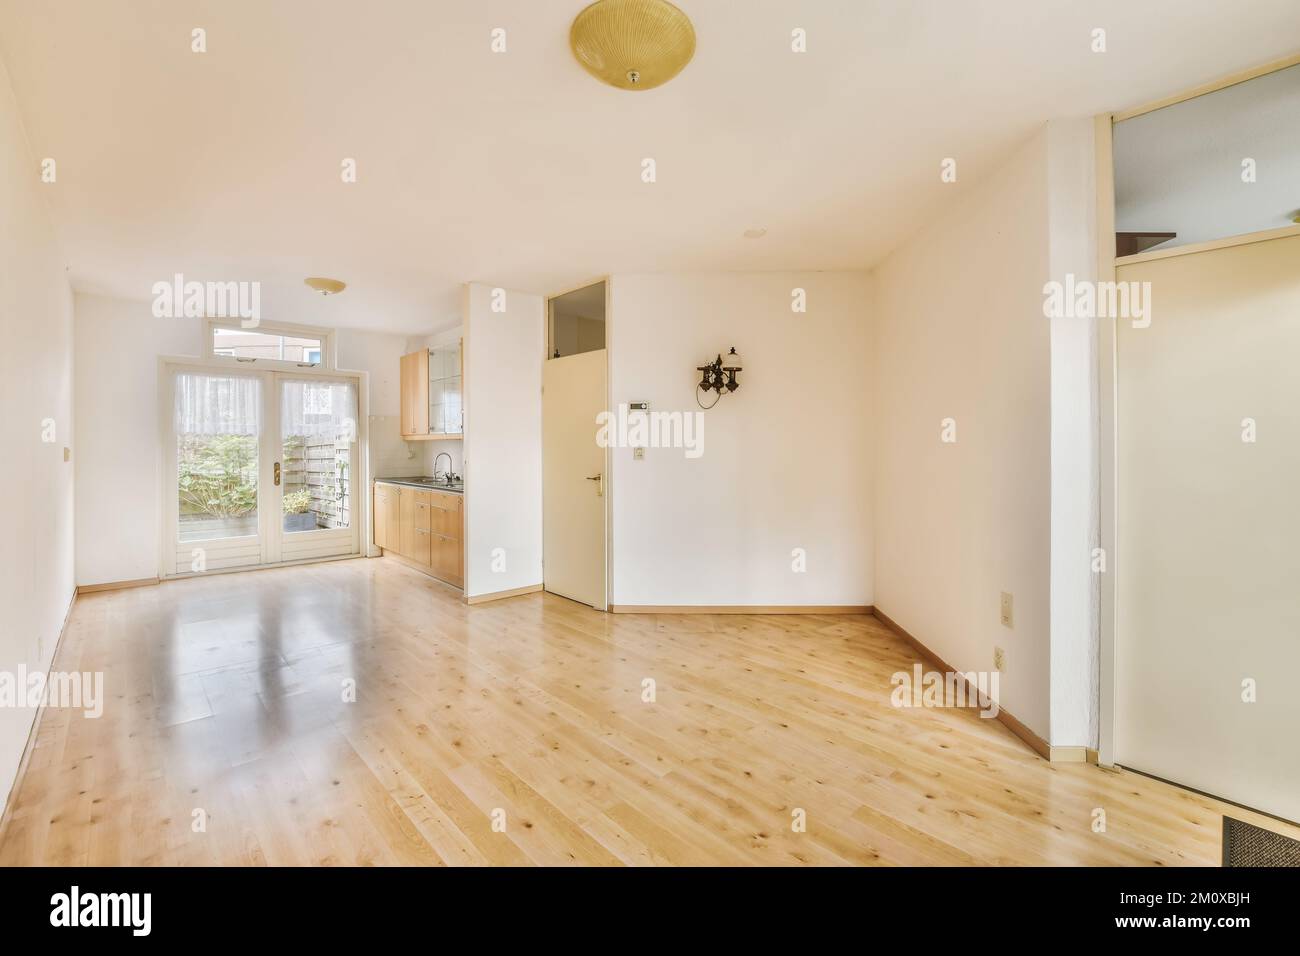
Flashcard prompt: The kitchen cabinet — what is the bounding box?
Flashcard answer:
[399,341,463,440]
[431,531,461,586]
[428,344,463,436]
[399,350,429,438]
[373,481,463,589]
[428,492,463,586]
[398,487,431,565]
[373,482,399,549]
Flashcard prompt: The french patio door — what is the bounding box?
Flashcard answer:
[166,365,360,575]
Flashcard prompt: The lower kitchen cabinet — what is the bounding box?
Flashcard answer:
[373,483,398,550]
[373,481,463,589]
[431,532,462,586]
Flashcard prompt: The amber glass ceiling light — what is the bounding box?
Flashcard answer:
[304,277,346,295]
[570,0,696,91]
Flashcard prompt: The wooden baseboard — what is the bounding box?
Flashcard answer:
[1049,746,1088,763]
[0,587,77,839]
[465,583,542,605]
[76,576,158,595]
[609,604,873,615]
[870,607,1053,760]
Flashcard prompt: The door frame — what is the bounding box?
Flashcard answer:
[269,371,362,565]
[157,354,370,580]
[1095,111,1118,768]
[542,276,612,611]
[1097,50,1300,769]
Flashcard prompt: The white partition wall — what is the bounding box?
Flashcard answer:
[872,131,1054,740]
[462,283,545,600]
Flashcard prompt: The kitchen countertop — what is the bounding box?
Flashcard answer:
[374,476,464,494]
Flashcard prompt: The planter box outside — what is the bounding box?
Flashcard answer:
[284,512,317,532]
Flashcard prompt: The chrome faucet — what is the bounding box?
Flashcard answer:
[433,451,453,482]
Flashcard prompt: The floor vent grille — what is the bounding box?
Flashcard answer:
[1222,816,1300,867]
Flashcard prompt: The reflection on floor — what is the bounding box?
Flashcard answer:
[1,557,1291,865]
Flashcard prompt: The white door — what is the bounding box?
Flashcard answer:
[165,366,360,575]
[1115,235,1300,822]
[543,349,607,608]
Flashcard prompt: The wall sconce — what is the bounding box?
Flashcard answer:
[696,347,742,408]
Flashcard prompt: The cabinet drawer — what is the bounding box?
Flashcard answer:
[429,501,461,539]
[413,490,432,531]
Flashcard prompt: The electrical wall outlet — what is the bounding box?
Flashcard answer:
[993,646,1006,671]
[633,447,645,460]
[999,591,1014,628]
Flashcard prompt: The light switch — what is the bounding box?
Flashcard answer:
[633,447,645,460]
[999,591,1013,628]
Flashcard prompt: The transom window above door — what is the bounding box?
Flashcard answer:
[206,319,333,370]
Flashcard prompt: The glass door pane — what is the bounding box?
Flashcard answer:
[279,378,358,544]
[444,373,462,434]
[175,371,261,542]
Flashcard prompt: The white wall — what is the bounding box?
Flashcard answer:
[0,56,75,813]
[872,130,1054,738]
[74,294,199,585]
[1045,118,1100,747]
[609,273,873,607]
[463,283,544,598]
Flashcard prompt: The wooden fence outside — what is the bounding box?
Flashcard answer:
[282,437,351,529]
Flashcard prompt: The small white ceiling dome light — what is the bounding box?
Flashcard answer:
[304,277,346,295]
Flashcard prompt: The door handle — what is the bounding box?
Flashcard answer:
[586,474,603,497]
[274,462,281,486]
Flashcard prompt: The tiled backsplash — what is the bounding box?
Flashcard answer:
[368,415,463,478]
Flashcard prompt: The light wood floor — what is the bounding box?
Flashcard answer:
[1,557,1291,866]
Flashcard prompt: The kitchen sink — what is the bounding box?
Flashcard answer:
[414,478,463,491]
[376,476,464,493]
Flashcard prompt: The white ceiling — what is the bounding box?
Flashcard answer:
[2,0,1298,334]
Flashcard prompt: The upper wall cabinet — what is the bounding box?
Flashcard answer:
[428,343,463,436]
[399,349,429,438]
[399,342,463,440]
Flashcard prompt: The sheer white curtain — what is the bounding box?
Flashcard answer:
[280,379,358,443]
[174,371,260,435]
